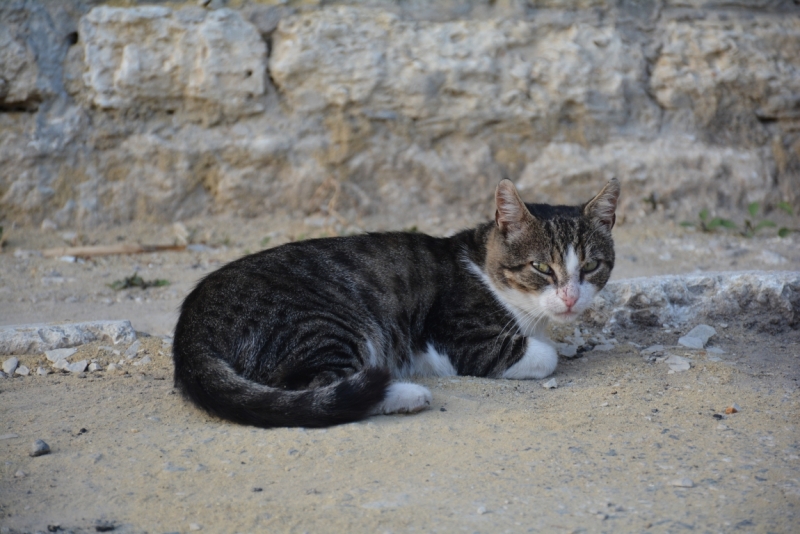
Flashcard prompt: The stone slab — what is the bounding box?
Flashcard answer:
[0,321,137,355]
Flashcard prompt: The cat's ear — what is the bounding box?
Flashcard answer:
[495,180,532,239]
[583,178,620,230]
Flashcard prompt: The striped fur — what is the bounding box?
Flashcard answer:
[172,179,619,427]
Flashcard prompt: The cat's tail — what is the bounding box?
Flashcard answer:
[173,356,392,428]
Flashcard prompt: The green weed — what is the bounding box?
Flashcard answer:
[109,273,170,290]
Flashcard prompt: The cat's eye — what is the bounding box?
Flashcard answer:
[532,262,552,275]
[582,259,600,273]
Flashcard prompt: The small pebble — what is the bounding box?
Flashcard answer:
[66,360,88,373]
[670,478,695,488]
[45,348,77,363]
[30,439,51,457]
[53,359,70,370]
[95,521,116,532]
[640,345,664,355]
[14,470,26,478]
[88,362,102,372]
[477,506,488,515]
[37,367,50,376]
[133,355,152,367]
[678,324,716,349]
[189,524,202,531]
[2,357,19,375]
[107,363,122,372]
[124,340,142,359]
[556,344,578,358]
[725,403,740,414]
[15,365,30,376]
[542,378,558,389]
[665,355,691,372]
[716,424,729,431]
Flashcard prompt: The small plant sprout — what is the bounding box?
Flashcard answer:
[681,208,736,233]
[682,202,797,238]
[742,202,776,238]
[109,273,170,290]
[776,202,795,238]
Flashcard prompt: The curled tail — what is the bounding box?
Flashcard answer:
[173,354,391,428]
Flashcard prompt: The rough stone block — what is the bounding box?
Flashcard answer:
[517,138,774,213]
[0,321,137,355]
[651,17,800,140]
[271,7,658,139]
[80,6,267,115]
[0,24,42,110]
[588,271,800,330]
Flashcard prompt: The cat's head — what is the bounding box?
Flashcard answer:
[485,178,619,325]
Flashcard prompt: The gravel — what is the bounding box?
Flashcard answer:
[14,365,30,376]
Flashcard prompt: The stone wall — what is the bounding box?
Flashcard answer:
[1,0,799,228]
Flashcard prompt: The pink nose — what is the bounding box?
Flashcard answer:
[558,286,580,310]
[562,295,578,310]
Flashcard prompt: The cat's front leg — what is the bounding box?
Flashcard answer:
[502,337,558,379]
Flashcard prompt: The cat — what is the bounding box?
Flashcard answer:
[172,178,619,428]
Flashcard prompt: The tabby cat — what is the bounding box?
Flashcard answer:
[173,179,619,428]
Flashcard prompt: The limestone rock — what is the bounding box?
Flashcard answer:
[651,17,800,141]
[517,138,773,215]
[271,7,657,140]
[45,348,78,363]
[3,357,19,375]
[0,25,41,110]
[589,271,800,330]
[0,321,137,355]
[1,1,799,228]
[678,325,717,349]
[80,6,267,116]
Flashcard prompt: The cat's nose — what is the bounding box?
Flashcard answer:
[562,295,578,310]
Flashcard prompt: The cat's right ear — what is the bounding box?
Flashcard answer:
[495,180,531,239]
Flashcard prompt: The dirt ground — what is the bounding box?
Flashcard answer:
[1,212,799,533]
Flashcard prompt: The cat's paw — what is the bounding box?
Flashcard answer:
[502,338,558,379]
[373,382,432,415]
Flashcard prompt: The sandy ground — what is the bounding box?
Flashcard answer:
[1,212,799,533]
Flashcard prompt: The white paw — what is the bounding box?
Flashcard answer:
[373,382,432,415]
[502,338,558,379]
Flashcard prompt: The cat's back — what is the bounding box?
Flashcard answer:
[181,230,464,320]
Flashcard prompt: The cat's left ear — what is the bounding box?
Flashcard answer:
[583,178,620,230]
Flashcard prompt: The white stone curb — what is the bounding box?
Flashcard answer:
[588,271,800,330]
[0,320,138,355]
